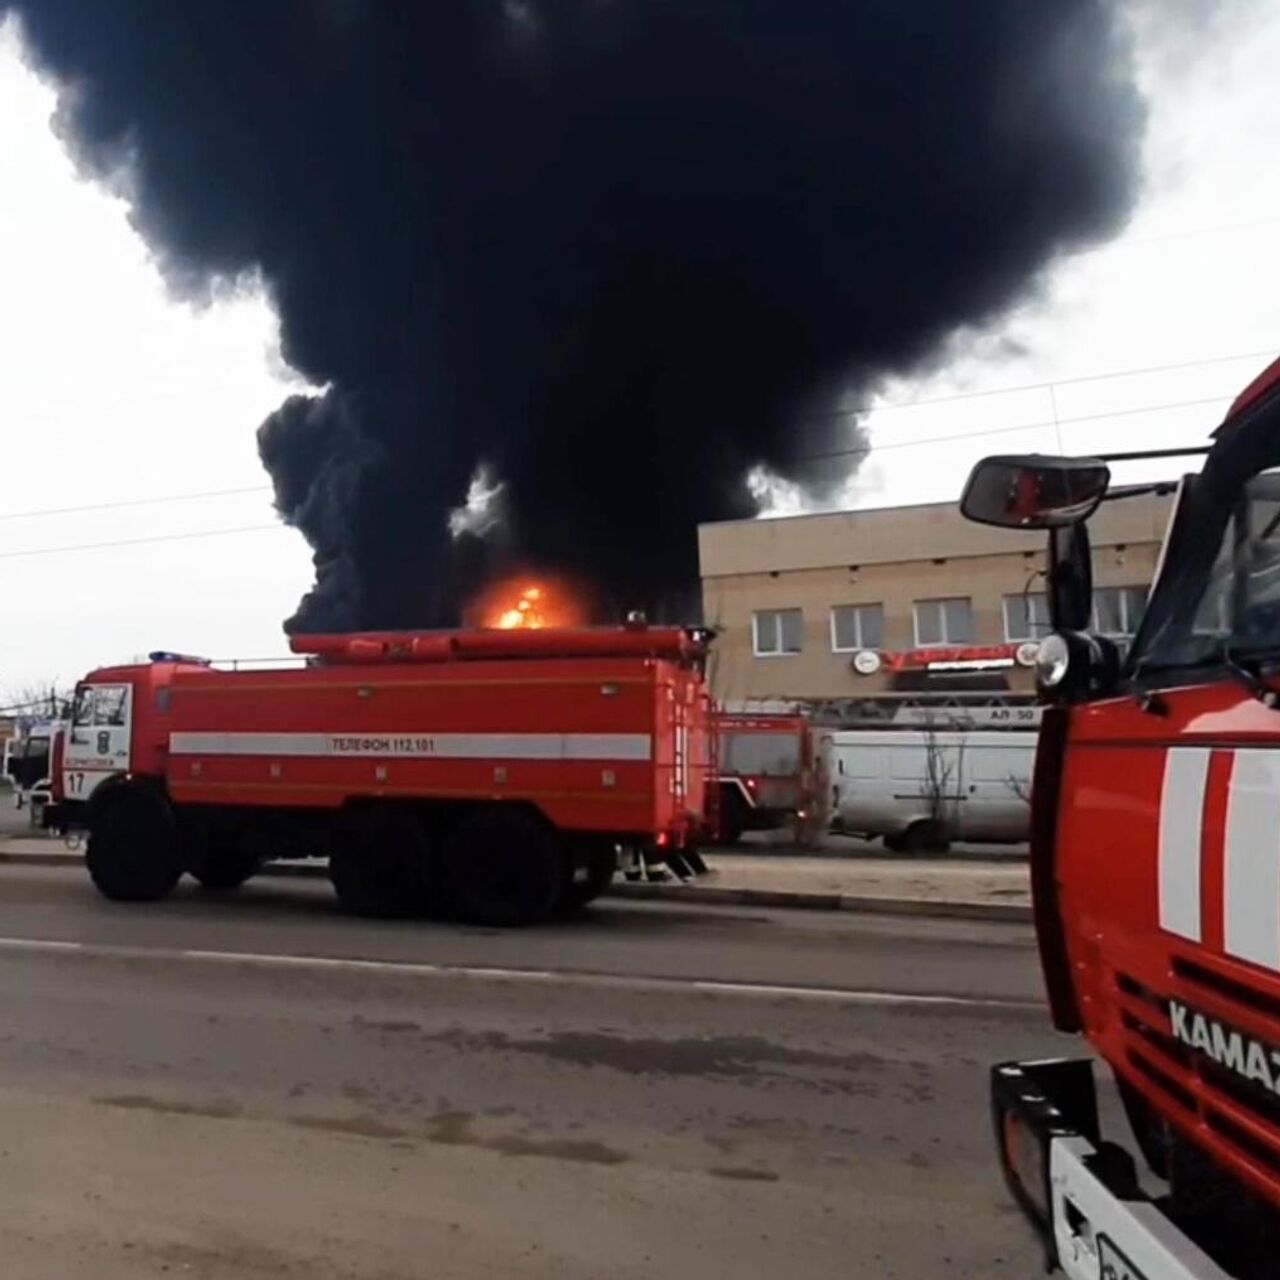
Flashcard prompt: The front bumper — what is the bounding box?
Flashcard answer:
[992,1059,1231,1279]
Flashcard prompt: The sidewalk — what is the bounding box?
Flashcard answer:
[0,828,1031,924]
[614,852,1031,922]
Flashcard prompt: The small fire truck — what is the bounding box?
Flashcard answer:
[712,712,817,843]
[961,354,1280,1278]
[62,624,713,926]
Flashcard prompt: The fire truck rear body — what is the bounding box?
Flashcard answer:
[65,626,712,923]
[712,712,815,842]
[163,653,701,838]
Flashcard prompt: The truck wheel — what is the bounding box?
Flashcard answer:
[901,820,949,854]
[330,807,435,918]
[562,842,617,912]
[190,850,260,891]
[717,789,748,845]
[446,806,563,926]
[85,788,182,902]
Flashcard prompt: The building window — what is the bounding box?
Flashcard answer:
[1003,593,1052,642]
[830,603,884,652]
[1093,585,1147,637]
[753,608,803,656]
[913,597,973,646]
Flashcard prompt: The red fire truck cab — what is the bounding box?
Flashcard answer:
[62,625,713,926]
[961,355,1280,1278]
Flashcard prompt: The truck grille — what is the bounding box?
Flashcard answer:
[1114,967,1280,1181]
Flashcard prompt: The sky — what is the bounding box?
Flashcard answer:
[0,16,317,702]
[753,0,1280,514]
[0,3,1278,697]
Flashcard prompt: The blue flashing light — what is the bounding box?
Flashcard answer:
[148,651,211,665]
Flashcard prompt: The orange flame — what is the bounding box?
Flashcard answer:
[495,585,547,629]
[473,577,586,630]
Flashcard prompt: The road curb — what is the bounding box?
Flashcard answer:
[606,880,1031,923]
[0,848,1030,923]
[0,851,82,868]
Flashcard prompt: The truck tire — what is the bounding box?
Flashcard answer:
[330,807,435,918]
[717,788,748,845]
[562,842,617,912]
[85,787,183,902]
[446,806,563,926]
[901,819,949,854]
[190,850,260,891]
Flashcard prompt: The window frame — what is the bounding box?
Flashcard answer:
[829,602,884,653]
[752,607,804,657]
[912,596,974,647]
[1091,584,1148,638]
[1002,592,1052,642]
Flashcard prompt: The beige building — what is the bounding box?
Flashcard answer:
[699,491,1173,720]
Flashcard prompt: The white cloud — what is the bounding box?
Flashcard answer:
[0,18,316,693]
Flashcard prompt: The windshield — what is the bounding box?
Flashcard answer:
[1132,405,1280,673]
[72,684,129,728]
[721,732,801,776]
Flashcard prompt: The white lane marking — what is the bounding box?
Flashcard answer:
[168,731,652,761]
[1224,748,1280,970]
[1158,747,1211,940]
[0,936,1037,1010]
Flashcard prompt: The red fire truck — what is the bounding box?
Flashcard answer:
[712,712,817,843]
[961,355,1280,1278]
[61,624,713,926]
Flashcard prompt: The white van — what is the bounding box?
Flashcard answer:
[829,729,1035,851]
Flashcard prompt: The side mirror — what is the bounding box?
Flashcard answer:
[960,456,1110,529]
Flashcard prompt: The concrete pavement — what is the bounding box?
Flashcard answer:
[0,864,1070,1277]
[616,851,1030,921]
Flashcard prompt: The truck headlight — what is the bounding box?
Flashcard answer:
[1036,634,1071,690]
[1035,631,1121,701]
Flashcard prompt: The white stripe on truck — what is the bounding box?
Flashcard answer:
[1223,748,1280,970]
[1157,747,1209,941]
[168,731,652,762]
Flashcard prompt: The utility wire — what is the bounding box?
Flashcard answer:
[0,696,70,717]
[808,346,1276,423]
[1,350,1271,526]
[0,485,272,523]
[0,392,1239,559]
[0,524,284,562]
[797,392,1231,464]
[0,354,1266,555]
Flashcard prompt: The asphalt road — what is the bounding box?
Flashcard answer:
[0,864,1075,1279]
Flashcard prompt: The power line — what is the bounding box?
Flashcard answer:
[0,524,284,562]
[1,350,1268,529]
[0,485,272,523]
[0,392,1235,557]
[0,696,70,717]
[799,392,1231,464]
[810,346,1277,423]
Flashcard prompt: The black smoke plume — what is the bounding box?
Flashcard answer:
[12,2,1143,628]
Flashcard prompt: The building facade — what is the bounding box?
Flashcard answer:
[698,491,1173,724]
